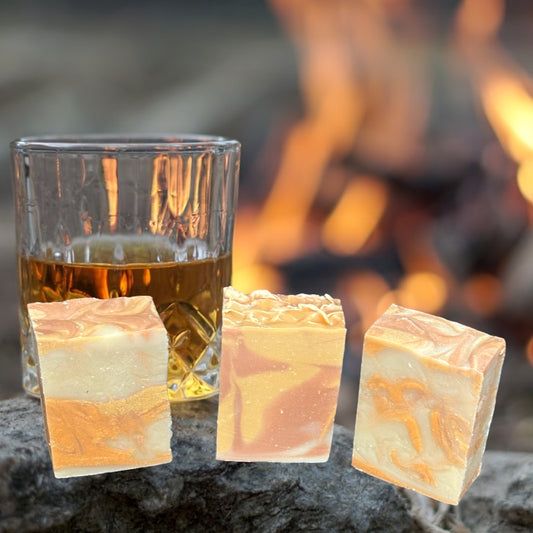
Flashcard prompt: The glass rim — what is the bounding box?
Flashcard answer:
[10,134,241,153]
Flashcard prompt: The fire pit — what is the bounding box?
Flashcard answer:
[230,0,533,451]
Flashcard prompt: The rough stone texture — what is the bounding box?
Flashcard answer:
[1,396,532,533]
[458,451,533,532]
[399,449,533,533]
[0,396,415,532]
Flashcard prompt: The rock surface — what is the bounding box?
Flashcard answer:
[0,395,532,533]
[458,451,533,532]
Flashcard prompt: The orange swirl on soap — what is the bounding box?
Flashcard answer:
[217,286,346,462]
[223,286,345,328]
[368,304,503,372]
[353,303,506,504]
[46,385,171,470]
[28,296,163,341]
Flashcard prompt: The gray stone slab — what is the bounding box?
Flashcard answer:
[458,451,533,532]
[0,396,415,532]
[1,395,532,532]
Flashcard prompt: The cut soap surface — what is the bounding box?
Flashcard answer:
[28,296,172,478]
[217,287,346,462]
[352,303,506,505]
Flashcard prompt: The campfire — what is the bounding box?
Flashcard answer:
[231,0,533,432]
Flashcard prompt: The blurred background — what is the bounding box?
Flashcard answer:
[1,0,532,452]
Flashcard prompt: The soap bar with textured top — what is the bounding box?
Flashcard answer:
[216,286,346,462]
[352,304,505,504]
[28,296,173,478]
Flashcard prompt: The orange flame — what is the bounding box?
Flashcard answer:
[232,206,285,294]
[454,0,533,209]
[256,0,368,265]
[233,0,428,292]
[233,0,524,339]
[481,74,533,165]
[527,337,533,366]
[517,160,533,205]
[322,175,388,255]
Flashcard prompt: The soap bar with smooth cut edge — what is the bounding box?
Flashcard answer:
[216,286,346,462]
[352,303,506,505]
[28,296,173,478]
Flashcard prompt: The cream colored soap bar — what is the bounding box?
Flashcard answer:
[217,286,346,462]
[28,296,172,478]
[352,304,505,504]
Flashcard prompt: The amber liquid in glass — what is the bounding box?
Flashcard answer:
[18,236,231,401]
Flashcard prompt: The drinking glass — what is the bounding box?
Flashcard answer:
[11,134,240,401]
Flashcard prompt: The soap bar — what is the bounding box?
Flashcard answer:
[352,304,505,504]
[217,287,346,462]
[28,296,172,478]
